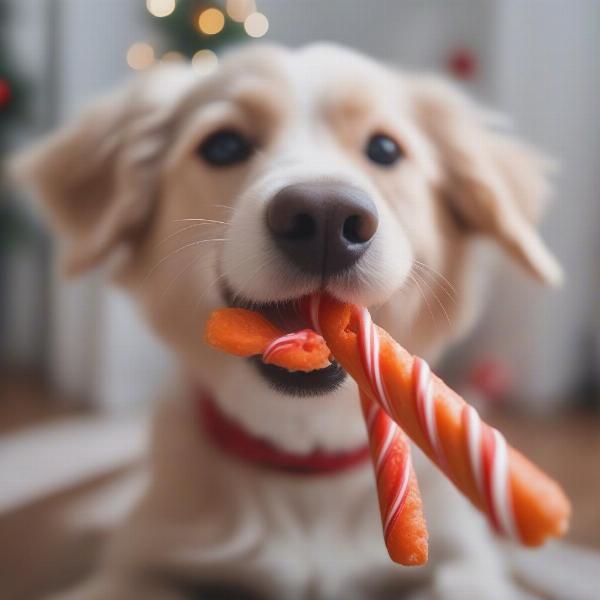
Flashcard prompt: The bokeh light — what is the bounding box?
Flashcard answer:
[226,0,256,23]
[126,42,155,70]
[198,8,225,35]
[192,49,219,74]
[244,12,269,38]
[146,0,176,18]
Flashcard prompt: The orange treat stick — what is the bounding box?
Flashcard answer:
[311,295,571,547]
[205,308,330,372]
[206,305,428,564]
[361,390,428,565]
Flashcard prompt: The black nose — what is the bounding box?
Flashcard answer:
[266,182,379,277]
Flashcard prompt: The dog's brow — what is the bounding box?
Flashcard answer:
[229,81,286,120]
[322,87,374,120]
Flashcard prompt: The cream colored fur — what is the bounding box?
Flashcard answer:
[12,43,559,599]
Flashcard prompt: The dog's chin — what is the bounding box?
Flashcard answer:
[221,284,347,397]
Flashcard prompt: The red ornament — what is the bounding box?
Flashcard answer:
[468,359,512,402]
[447,48,477,81]
[0,79,12,108]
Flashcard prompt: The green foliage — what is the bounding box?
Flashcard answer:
[149,0,248,57]
[0,0,26,134]
[0,0,32,250]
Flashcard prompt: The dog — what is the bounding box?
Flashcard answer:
[12,43,561,599]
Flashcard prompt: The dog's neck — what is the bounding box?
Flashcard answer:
[197,390,370,475]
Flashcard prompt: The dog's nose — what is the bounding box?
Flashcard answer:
[266,182,378,276]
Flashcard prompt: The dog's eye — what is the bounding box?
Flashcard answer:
[199,130,253,167]
[365,134,403,166]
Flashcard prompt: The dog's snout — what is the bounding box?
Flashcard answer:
[266,182,378,276]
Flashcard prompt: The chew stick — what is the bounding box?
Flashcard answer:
[312,295,571,546]
[361,390,429,565]
[206,305,429,564]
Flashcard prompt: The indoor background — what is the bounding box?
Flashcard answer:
[0,1,599,598]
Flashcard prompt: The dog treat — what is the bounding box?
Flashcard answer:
[361,390,429,565]
[205,306,428,566]
[204,295,570,554]
[205,308,330,372]
[311,295,571,547]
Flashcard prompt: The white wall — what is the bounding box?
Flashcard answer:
[458,0,600,409]
[262,0,494,84]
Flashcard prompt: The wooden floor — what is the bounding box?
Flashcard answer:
[0,373,91,434]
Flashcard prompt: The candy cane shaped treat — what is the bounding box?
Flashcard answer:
[205,308,330,372]
[306,294,428,564]
[361,391,428,565]
[315,295,571,546]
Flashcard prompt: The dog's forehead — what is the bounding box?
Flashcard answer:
[217,43,404,116]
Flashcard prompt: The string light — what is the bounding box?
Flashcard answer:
[127,42,155,70]
[198,8,225,35]
[146,0,176,18]
[192,49,219,74]
[244,12,269,38]
[226,0,255,23]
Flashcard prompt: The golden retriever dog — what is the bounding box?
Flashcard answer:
[13,43,561,600]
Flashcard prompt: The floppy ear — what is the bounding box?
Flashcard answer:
[412,77,562,286]
[8,68,187,276]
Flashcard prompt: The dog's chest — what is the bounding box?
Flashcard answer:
[197,461,409,598]
[118,398,418,599]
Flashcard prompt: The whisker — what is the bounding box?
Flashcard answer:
[412,269,452,327]
[156,223,228,248]
[173,218,229,225]
[413,265,456,305]
[145,238,227,281]
[413,260,457,297]
[408,272,435,325]
[210,204,236,213]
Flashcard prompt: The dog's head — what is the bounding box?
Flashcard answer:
[11,44,560,450]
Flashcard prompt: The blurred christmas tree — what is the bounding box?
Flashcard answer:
[140,0,269,71]
[0,0,31,250]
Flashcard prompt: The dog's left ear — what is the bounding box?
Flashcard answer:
[8,66,190,276]
[412,77,563,286]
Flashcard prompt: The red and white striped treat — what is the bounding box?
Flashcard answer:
[462,405,519,539]
[315,296,571,547]
[358,306,519,539]
[206,296,570,549]
[360,391,428,565]
[305,294,428,564]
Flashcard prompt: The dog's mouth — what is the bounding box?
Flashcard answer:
[221,284,347,396]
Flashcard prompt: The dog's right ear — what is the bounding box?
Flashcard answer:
[411,76,562,287]
[9,67,193,276]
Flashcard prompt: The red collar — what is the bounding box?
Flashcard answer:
[198,392,370,475]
